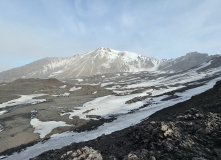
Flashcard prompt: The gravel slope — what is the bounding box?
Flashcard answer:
[32,80,221,160]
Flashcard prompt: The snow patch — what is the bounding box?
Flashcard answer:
[52,92,70,97]
[100,82,114,87]
[76,79,83,82]
[0,110,7,116]
[92,91,97,94]
[0,124,3,132]
[30,118,71,138]
[62,93,70,97]
[0,94,46,109]
[195,60,212,71]
[69,86,82,92]
[59,85,66,89]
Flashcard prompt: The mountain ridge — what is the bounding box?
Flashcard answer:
[0,47,219,82]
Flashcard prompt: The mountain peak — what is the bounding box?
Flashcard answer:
[185,52,208,57]
[96,47,111,52]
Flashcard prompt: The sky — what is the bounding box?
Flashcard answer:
[0,0,221,72]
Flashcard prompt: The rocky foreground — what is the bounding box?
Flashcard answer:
[32,80,221,160]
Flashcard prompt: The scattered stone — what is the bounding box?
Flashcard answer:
[124,153,139,160]
[161,123,168,132]
[149,156,156,160]
[61,146,102,160]
[125,96,148,104]
[164,128,173,137]
[86,115,101,119]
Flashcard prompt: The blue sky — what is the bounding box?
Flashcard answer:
[0,0,221,72]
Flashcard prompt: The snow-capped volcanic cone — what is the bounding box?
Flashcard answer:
[0,47,164,82]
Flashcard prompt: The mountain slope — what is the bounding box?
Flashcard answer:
[158,52,214,72]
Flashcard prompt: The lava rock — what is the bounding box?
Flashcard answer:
[60,146,102,160]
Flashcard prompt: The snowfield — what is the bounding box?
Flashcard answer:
[61,92,147,119]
